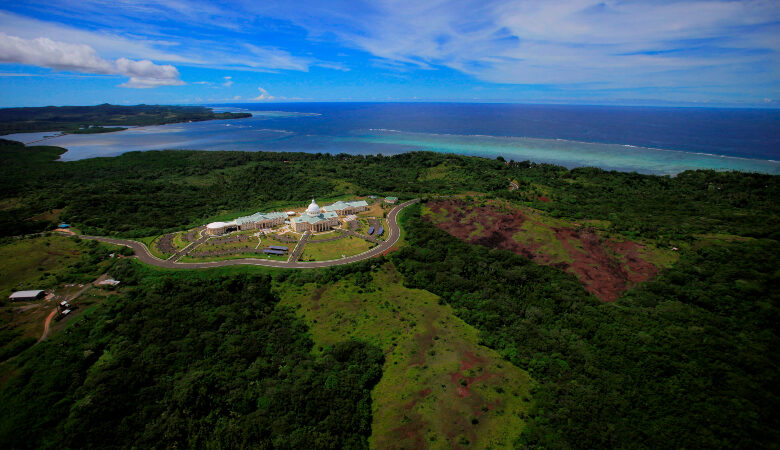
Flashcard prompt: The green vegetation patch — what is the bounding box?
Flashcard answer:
[0,236,124,362]
[300,236,375,262]
[0,236,84,298]
[277,264,532,448]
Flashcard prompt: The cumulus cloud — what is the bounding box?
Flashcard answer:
[223,76,233,87]
[0,32,184,88]
[253,86,275,100]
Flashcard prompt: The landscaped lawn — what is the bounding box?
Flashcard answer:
[308,230,345,241]
[299,236,375,261]
[136,235,172,260]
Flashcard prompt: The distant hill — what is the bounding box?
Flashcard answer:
[0,103,251,135]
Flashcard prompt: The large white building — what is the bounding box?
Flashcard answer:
[206,211,287,236]
[206,198,371,235]
[290,199,340,232]
[322,200,369,215]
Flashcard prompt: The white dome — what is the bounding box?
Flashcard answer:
[306,199,321,216]
[206,221,227,229]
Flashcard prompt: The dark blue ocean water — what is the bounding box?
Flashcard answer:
[217,103,780,160]
[5,103,779,174]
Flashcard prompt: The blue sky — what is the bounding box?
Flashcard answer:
[0,0,778,107]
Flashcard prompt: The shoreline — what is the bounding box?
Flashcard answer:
[2,116,777,176]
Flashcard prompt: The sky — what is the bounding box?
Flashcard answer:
[0,0,778,107]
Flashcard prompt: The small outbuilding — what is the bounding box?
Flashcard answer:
[384,196,398,204]
[9,290,45,301]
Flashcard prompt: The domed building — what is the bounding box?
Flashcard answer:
[291,199,340,232]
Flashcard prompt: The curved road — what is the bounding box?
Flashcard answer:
[79,199,418,269]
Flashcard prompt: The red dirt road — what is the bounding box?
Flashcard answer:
[38,309,57,342]
[427,200,658,302]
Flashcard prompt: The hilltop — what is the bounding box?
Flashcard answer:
[0,140,777,448]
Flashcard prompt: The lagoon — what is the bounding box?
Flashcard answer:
[5,103,779,175]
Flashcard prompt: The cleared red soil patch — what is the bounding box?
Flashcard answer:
[427,200,658,302]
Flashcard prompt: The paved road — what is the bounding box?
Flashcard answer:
[287,231,310,263]
[79,199,418,270]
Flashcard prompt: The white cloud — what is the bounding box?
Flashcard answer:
[0,32,113,74]
[0,8,349,75]
[0,32,184,88]
[223,76,233,87]
[253,86,275,100]
[244,44,312,72]
[235,0,780,92]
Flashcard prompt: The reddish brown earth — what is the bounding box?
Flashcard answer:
[427,200,658,302]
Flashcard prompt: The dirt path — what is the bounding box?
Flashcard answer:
[38,309,57,342]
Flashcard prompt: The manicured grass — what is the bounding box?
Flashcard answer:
[308,230,344,241]
[276,264,533,448]
[172,231,191,251]
[136,235,171,260]
[299,236,375,261]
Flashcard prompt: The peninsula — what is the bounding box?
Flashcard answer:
[0,104,251,135]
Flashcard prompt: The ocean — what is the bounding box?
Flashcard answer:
[4,103,779,175]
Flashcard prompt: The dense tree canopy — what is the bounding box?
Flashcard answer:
[392,204,779,448]
[0,265,383,449]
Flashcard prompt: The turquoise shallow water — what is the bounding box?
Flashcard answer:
[4,105,778,176]
[346,129,780,175]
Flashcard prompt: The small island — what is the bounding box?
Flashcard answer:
[0,103,252,135]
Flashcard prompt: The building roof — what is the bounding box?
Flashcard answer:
[385,196,398,201]
[293,211,338,224]
[306,199,321,216]
[9,290,44,299]
[206,221,234,229]
[234,211,286,226]
[323,200,369,212]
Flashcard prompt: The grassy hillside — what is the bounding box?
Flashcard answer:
[278,264,533,448]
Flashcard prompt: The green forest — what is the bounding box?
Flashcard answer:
[1,138,777,241]
[0,262,383,449]
[0,104,251,135]
[392,204,779,448]
[0,139,777,448]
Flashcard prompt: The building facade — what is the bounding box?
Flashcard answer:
[290,199,340,232]
[206,211,287,236]
[322,200,369,216]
